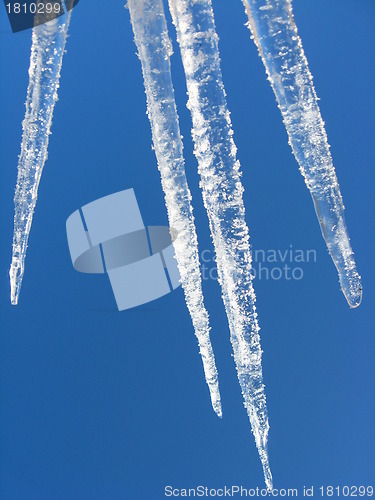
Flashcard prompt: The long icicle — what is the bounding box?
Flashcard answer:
[168,0,272,488]
[242,0,362,308]
[127,0,222,417]
[10,13,72,305]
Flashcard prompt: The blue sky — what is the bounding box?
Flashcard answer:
[0,1,374,498]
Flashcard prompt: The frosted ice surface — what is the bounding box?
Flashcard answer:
[169,0,272,489]
[242,0,362,308]
[10,13,71,305]
[128,0,222,417]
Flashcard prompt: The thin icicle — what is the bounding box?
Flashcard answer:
[168,0,272,488]
[127,0,222,417]
[242,0,362,308]
[10,13,71,305]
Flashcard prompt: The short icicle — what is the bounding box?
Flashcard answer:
[241,0,362,307]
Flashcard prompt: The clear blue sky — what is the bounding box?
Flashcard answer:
[0,1,374,498]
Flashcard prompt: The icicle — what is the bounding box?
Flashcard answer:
[9,13,71,305]
[242,0,362,308]
[168,0,272,489]
[127,0,222,417]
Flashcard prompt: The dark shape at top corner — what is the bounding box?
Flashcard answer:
[4,1,64,33]
[64,0,79,11]
[4,0,79,33]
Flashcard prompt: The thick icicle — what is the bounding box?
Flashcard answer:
[9,13,71,305]
[168,0,272,488]
[127,0,222,417]
[242,0,362,308]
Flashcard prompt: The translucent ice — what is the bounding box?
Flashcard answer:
[242,0,362,307]
[10,13,71,305]
[169,0,272,488]
[128,0,222,416]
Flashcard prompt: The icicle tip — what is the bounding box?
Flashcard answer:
[9,263,23,305]
[341,276,362,309]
